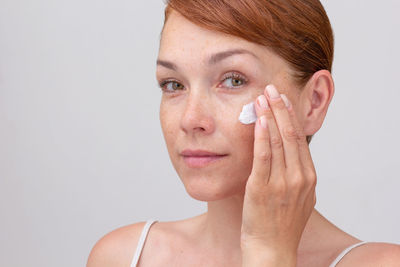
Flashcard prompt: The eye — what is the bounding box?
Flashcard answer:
[220,72,248,89]
[158,72,248,93]
[159,80,185,93]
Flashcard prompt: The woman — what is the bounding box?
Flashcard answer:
[87,0,400,266]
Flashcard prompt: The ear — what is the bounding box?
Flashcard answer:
[299,70,335,137]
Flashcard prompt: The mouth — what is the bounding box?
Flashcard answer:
[180,149,228,168]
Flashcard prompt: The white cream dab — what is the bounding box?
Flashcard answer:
[238,101,257,124]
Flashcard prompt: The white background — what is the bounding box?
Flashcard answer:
[1,0,399,266]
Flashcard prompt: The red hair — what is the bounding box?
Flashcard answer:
[162,0,334,144]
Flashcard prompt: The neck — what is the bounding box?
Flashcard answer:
[199,192,245,253]
[197,193,328,254]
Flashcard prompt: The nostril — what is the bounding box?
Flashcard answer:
[180,98,216,134]
[181,116,215,135]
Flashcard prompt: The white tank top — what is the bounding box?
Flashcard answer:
[130,219,368,267]
[130,219,158,267]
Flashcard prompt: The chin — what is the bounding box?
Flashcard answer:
[181,173,247,202]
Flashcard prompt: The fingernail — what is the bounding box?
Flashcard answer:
[280,94,291,109]
[257,95,269,110]
[260,115,267,129]
[265,85,280,99]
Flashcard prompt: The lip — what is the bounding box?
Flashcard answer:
[180,149,226,157]
[180,149,228,168]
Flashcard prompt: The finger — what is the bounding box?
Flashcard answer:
[251,95,271,183]
[264,85,301,172]
[284,96,317,181]
[251,112,271,184]
[258,89,286,182]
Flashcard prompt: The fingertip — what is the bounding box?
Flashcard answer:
[264,84,272,96]
[260,115,267,129]
[254,97,262,116]
[280,94,291,109]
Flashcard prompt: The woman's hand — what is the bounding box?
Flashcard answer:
[241,84,317,266]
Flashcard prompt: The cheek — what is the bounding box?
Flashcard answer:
[215,96,258,172]
[234,123,255,160]
[218,120,255,194]
[218,99,256,151]
[221,115,255,169]
[159,105,168,137]
[160,103,177,149]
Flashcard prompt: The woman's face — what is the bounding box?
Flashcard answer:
[156,11,302,201]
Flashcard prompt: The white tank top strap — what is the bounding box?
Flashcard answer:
[130,219,158,267]
[329,241,369,267]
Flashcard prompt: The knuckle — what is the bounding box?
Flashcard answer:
[297,137,308,146]
[288,174,305,190]
[309,174,317,188]
[283,126,297,141]
[258,134,269,144]
[296,129,307,143]
[304,169,317,184]
[257,150,271,162]
[270,135,283,148]
[293,174,306,187]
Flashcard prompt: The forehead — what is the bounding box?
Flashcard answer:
[159,11,276,63]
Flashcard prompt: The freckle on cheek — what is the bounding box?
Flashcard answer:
[238,101,257,124]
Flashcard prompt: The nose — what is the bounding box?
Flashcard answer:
[180,91,215,135]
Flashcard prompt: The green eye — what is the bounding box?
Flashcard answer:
[221,73,247,89]
[159,72,248,93]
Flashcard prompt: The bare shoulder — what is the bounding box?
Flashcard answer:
[86,215,205,267]
[138,218,195,266]
[338,242,400,267]
[86,221,148,267]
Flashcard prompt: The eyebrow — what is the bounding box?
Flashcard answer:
[156,48,259,71]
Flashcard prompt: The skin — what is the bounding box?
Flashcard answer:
[87,9,400,267]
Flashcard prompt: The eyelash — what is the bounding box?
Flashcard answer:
[158,72,249,93]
